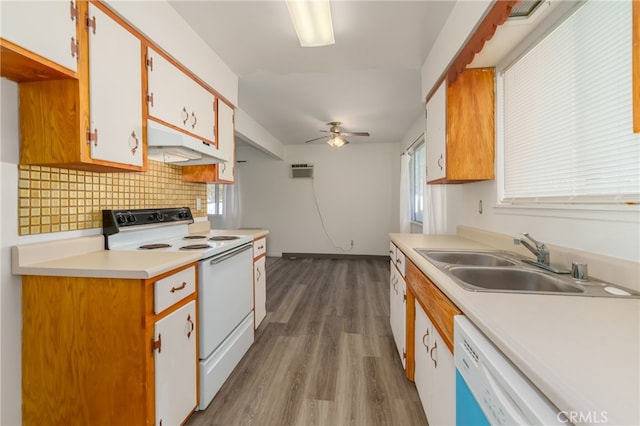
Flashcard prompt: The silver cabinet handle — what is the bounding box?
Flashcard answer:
[129,130,139,155]
[186,314,194,339]
[430,340,438,368]
[182,107,189,125]
[422,328,430,351]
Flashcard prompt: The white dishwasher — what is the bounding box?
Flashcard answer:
[454,316,563,425]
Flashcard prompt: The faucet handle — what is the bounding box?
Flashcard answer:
[521,232,545,249]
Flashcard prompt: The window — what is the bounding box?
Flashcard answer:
[410,140,426,222]
[500,0,639,205]
[207,183,224,215]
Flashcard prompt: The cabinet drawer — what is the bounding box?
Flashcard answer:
[154,267,196,314]
[395,249,406,277]
[253,237,266,259]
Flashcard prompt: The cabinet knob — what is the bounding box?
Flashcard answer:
[437,154,443,170]
[422,329,430,350]
[191,112,197,129]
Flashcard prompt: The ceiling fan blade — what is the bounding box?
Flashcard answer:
[340,132,370,137]
[304,135,328,143]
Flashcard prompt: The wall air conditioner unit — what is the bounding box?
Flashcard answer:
[291,163,314,178]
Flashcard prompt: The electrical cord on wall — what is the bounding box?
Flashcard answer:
[310,177,354,252]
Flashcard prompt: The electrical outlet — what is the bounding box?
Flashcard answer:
[196,197,202,211]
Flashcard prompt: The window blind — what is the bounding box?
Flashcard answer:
[502,0,639,204]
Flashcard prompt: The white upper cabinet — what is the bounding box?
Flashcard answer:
[216,99,234,163]
[88,3,143,167]
[1,0,79,72]
[426,81,447,182]
[146,47,216,143]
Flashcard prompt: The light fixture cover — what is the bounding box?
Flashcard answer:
[328,135,346,148]
[286,0,335,47]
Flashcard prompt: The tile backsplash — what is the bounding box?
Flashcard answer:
[18,160,207,236]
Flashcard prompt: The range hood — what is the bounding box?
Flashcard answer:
[147,120,223,165]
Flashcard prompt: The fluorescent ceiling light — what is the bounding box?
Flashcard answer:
[286,0,335,47]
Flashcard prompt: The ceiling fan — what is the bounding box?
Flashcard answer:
[304,122,370,148]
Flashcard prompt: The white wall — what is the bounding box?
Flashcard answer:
[444,181,640,263]
[1,78,22,426]
[421,0,493,99]
[237,142,400,257]
[235,108,285,160]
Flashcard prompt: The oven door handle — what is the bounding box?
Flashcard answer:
[209,243,253,265]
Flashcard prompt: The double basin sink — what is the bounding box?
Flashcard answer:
[415,249,640,298]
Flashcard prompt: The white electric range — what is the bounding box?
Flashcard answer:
[103,207,255,410]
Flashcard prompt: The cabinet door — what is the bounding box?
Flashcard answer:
[88,4,142,166]
[414,303,433,420]
[430,330,456,426]
[254,256,267,329]
[154,301,197,426]
[1,1,78,72]
[426,81,447,182]
[390,264,406,369]
[147,47,215,142]
[217,100,234,162]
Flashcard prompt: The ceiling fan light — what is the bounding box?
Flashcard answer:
[286,0,335,47]
[329,135,346,148]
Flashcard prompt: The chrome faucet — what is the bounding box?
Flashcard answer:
[514,233,550,265]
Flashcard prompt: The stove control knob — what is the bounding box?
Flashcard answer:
[116,214,127,225]
[178,210,188,219]
[126,214,136,223]
[155,212,165,222]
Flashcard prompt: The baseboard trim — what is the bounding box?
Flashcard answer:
[282,252,388,261]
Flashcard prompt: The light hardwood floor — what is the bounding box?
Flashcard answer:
[186,257,428,426]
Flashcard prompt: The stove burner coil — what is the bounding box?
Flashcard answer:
[184,235,207,240]
[139,243,171,250]
[209,236,241,241]
[180,244,212,250]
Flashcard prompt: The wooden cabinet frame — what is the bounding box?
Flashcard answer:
[21,262,198,426]
[404,258,461,381]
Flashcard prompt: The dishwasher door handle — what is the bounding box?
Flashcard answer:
[209,243,253,265]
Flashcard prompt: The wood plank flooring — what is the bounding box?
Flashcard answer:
[186,257,427,426]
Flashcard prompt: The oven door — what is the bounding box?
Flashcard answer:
[198,243,254,359]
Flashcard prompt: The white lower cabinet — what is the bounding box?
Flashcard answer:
[254,255,267,328]
[389,261,406,368]
[414,302,455,425]
[154,300,197,426]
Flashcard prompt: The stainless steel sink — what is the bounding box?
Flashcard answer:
[448,267,584,294]
[416,249,518,267]
[414,248,640,298]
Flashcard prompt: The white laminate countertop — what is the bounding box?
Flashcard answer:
[390,233,640,425]
[12,235,202,279]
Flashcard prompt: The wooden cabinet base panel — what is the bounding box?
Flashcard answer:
[22,275,149,426]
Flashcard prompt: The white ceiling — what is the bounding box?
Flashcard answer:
[168,0,456,146]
